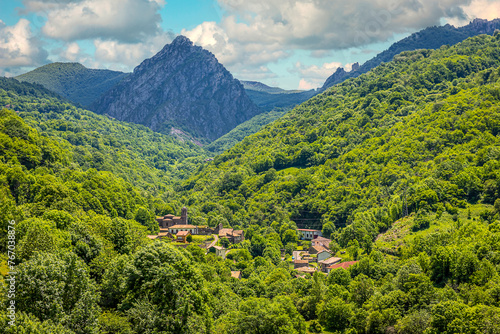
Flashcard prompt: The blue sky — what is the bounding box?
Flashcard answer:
[0,0,499,90]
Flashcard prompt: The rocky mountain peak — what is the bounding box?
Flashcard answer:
[91,37,261,142]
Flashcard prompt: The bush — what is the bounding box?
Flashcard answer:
[308,319,323,333]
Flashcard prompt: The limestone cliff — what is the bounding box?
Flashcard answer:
[91,36,261,142]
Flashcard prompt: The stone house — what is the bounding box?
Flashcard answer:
[317,250,332,262]
[294,259,309,269]
[319,257,342,272]
[219,228,245,243]
[209,245,227,259]
[309,245,328,254]
[231,271,242,279]
[311,236,331,249]
[169,224,198,235]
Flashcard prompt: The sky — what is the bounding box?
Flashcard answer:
[0,0,499,90]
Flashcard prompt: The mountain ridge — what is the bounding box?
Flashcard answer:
[16,62,128,107]
[90,35,262,142]
[320,18,500,90]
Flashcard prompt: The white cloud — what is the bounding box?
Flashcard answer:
[234,66,277,81]
[447,0,500,26]
[291,61,354,89]
[0,19,48,69]
[216,0,473,49]
[182,21,291,68]
[93,31,174,71]
[298,79,315,90]
[36,0,163,42]
[181,0,475,80]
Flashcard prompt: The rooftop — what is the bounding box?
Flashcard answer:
[294,260,309,264]
[298,228,321,232]
[176,230,191,236]
[320,257,342,265]
[310,245,328,253]
[231,271,241,279]
[328,261,359,270]
[296,267,317,272]
[169,224,197,229]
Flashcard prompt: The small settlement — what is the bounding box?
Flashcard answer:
[148,207,245,254]
[148,207,356,277]
[292,233,358,276]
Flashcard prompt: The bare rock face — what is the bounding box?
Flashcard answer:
[91,36,261,142]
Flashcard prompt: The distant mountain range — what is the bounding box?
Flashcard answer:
[320,18,500,90]
[16,62,128,107]
[241,81,316,112]
[12,18,500,144]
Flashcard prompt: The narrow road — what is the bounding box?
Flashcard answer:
[205,234,219,253]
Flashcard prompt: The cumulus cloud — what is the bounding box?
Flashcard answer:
[0,19,48,70]
[447,0,500,26]
[292,61,354,89]
[183,21,291,68]
[234,66,277,81]
[33,0,163,42]
[94,31,174,71]
[181,0,476,82]
[216,0,473,49]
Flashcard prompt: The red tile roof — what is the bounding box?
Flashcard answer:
[298,228,321,232]
[328,261,358,270]
[176,230,191,236]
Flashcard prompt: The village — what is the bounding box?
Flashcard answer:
[148,207,358,278]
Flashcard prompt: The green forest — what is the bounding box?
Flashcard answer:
[1,34,500,333]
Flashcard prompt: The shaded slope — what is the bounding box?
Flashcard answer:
[16,62,128,107]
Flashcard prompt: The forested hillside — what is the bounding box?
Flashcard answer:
[16,63,128,107]
[1,34,500,334]
[206,109,287,153]
[321,18,500,90]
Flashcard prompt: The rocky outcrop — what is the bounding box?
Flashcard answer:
[91,36,261,142]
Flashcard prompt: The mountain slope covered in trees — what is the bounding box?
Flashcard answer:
[1,34,500,334]
[16,63,128,107]
[321,18,500,90]
[241,81,316,112]
[180,33,500,258]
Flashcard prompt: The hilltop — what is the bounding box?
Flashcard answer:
[16,62,128,107]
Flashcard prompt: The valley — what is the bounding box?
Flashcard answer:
[1,17,500,334]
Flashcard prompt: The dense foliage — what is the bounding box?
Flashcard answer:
[321,18,500,90]
[206,109,287,153]
[1,34,500,334]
